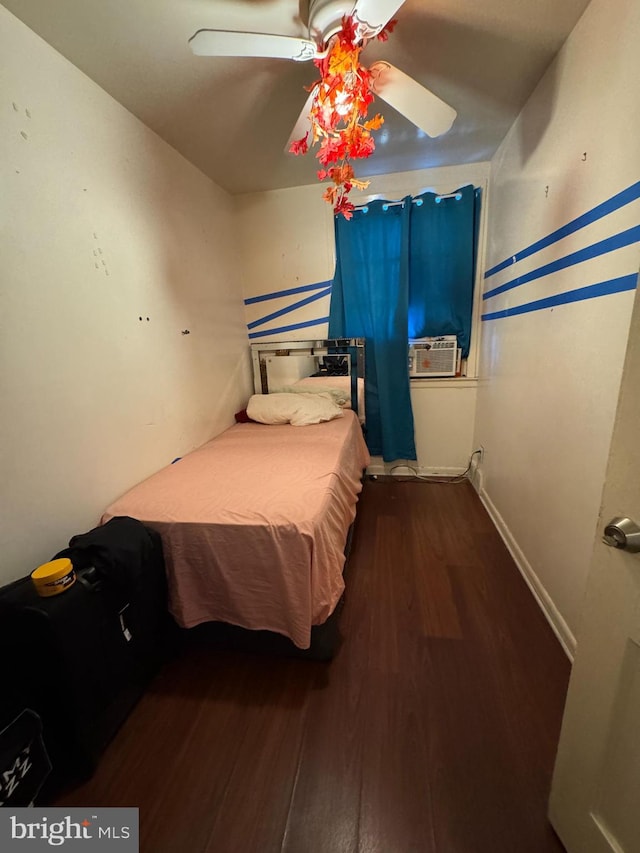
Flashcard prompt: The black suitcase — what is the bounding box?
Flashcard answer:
[0,700,52,806]
[0,517,169,800]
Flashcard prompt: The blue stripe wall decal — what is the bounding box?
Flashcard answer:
[481,274,638,321]
[248,317,331,340]
[244,281,332,306]
[483,225,640,301]
[247,286,332,330]
[484,181,640,279]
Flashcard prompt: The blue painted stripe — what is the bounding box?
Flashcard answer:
[244,281,332,306]
[481,274,638,321]
[248,286,332,330]
[483,225,640,301]
[248,317,330,340]
[485,181,640,279]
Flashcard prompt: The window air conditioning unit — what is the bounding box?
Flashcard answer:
[409,336,458,377]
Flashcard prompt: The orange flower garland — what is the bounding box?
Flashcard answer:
[289,16,395,219]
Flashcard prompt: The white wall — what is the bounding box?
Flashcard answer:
[236,162,490,474]
[0,7,253,584]
[475,0,640,653]
[409,380,479,477]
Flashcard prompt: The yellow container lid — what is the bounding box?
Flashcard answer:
[31,558,76,597]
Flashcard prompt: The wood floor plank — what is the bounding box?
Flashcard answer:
[201,659,315,853]
[358,664,437,853]
[52,477,570,853]
[410,514,463,640]
[280,595,371,853]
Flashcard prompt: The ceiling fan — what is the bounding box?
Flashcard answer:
[188,0,457,148]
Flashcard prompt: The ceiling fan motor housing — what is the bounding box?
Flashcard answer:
[309,0,355,45]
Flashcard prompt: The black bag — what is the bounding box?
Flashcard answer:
[0,517,169,799]
[0,704,52,806]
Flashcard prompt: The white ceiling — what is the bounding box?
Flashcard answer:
[3,0,592,195]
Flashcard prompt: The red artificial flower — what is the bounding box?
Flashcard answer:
[376,19,397,41]
[339,15,358,47]
[289,15,393,217]
[288,134,309,155]
[334,194,356,219]
[317,136,348,166]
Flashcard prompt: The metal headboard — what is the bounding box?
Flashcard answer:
[250,338,365,422]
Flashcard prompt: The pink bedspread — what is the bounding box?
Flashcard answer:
[102,411,370,648]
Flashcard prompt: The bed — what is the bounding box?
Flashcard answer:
[101,407,370,652]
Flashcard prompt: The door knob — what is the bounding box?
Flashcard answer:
[602,517,640,553]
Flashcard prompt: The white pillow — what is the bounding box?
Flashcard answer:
[246,393,344,426]
[278,383,350,407]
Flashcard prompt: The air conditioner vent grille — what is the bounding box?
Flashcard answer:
[409,337,458,377]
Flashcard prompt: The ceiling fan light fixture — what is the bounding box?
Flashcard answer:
[290,14,392,218]
[188,0,457,215]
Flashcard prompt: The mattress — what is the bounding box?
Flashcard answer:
[102,410,370,649]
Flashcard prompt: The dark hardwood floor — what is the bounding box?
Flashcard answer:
[54,478,570,852]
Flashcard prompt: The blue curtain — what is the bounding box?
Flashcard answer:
[329,199,417,462]
[408,185,481,357]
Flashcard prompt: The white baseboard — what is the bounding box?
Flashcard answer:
[479,484,576,661]
[469,462,483,492]
[366,462,467,478]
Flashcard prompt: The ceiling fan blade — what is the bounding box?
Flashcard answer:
[369,61,457,137]
[188,30,317,62]
[352,0,406,37]
[285,87,318,153]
